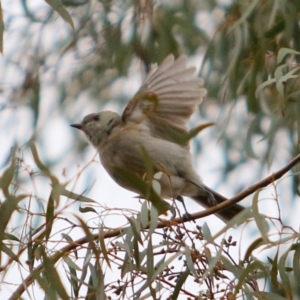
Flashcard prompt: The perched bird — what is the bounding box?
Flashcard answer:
[71,55,244,222]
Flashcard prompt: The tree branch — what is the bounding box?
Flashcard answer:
[187,153,300,222]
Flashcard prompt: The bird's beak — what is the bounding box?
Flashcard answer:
[70,123,83,130]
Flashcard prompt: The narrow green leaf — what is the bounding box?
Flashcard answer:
[63,256,81,271]
[87,262,106,300]
[148,205,158,237]
[117,240,133,278]
[201,244,224,283]
[133,235,140,268]
[139,282,164,300]
[171,268,190,300]
[278,246,293,299]
[110,167,171,215]
[220,255,242,278]
[0,147,16,196]
[59,187,96,203]
[292,243,300,284]
[202,222,213,243]
[134,251,182,298]
[184,245,197,278]
[255,78,276,98]
[29,143,59,186]
[276,67,300,97]
[140,200,149,229]
[125,216,142,245]
[44,0,74,29]
[42,252,69,299]
[149,251,182,283]
[80,248,92,286]
[68,262,79,298]
[0,195,24,264]
[147,235,154,284]
[61,233,78,259]
[3,233,20,242]
[45,192,55,240]
[234,260,268,297]
[98,225,111,268]
[76,216,102,283]
[243,238,264,263]
[270,250,281,291]
[252,189,270,243]
[250,291,288,300]
[1,244,20,263]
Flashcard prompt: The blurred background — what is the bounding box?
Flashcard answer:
[1,0,300,298]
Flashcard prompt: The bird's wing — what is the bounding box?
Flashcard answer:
[121,55,206,148]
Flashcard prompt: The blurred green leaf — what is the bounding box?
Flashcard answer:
[86,262,106,300]
[292,243,300,286]
[3,233,20,242]
[140,200,149,229]
[42,251,69,299]
[146,235,154,284]
[243,238,264,263]
[61,233,78,259]
[98,225,111,269]
[45,192,55,241]
[63,256,81,271]
[68,262,79,298]
[278,246,293,299]
[125,216,142,245]
[184,245,198,278]
[59,187,96,203]
[45,0,74,29]
[110,166,171,215]
[0,195,25,264]
[0,1,3,53]
[172,268,189,300]
[1,244,20,264]
[252,189,270,243]
[250,292,288,300]
[0,148,16,197]
[202,222,213,243]
[234,260,268,297]
[29,143,59,186]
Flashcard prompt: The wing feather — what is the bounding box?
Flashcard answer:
[122,55,206,148]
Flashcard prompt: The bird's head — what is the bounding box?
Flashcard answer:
[71,111,121,148]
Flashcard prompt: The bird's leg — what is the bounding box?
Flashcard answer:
[175,195,194,221]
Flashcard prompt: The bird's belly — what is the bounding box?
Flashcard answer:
[99,127,195,198]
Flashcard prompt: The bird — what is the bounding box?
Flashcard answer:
[71,55,245,222]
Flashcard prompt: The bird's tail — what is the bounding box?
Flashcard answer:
[191,184,245,223]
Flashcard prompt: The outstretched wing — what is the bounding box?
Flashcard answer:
[122,55,206,147]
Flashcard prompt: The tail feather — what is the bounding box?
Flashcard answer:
[191,185,245,223]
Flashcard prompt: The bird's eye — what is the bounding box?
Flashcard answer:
[93,115,99,121]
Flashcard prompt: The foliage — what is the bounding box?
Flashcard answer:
[1,147,300,299]
[0,0,300,299]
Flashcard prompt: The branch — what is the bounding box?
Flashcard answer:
[9,154,300,299]
[187,153,300,221]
